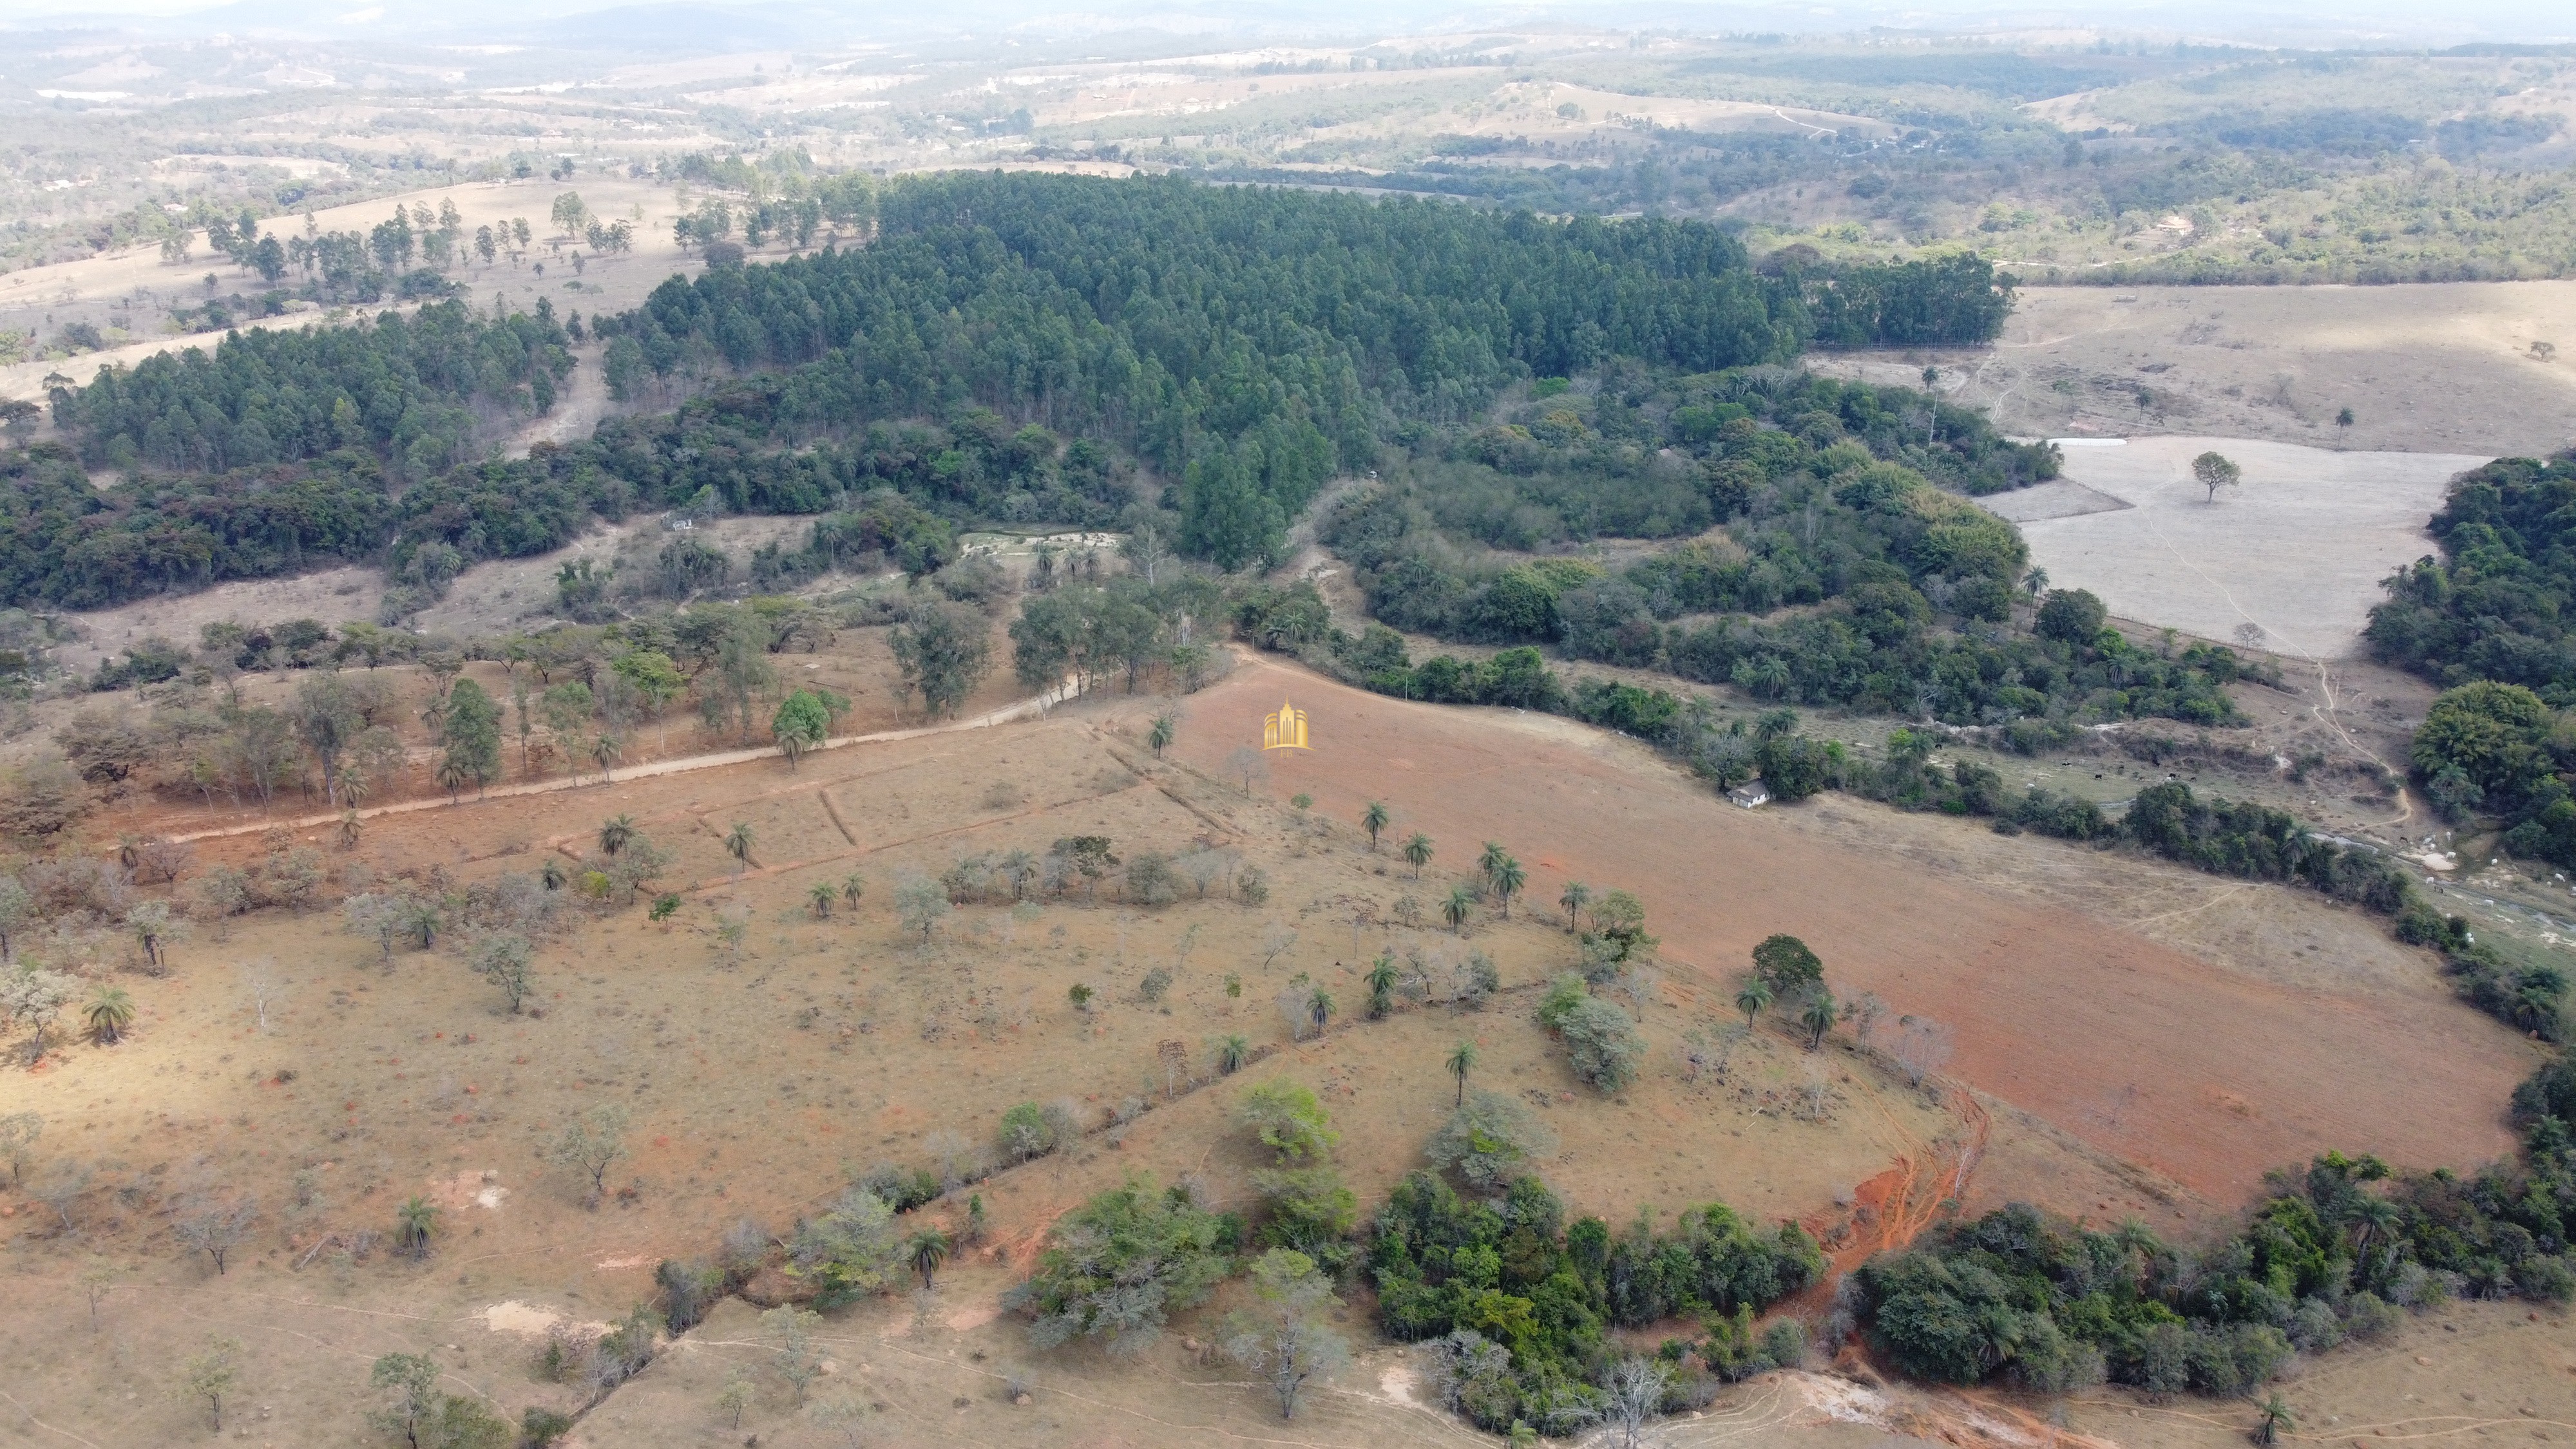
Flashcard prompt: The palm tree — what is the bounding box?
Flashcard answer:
[1402,832,1433,880]
[1560,881,1592,933]
[2349,1195,2401,1274]
[599,815,636,857]
[591,734,622,782]
[1214,1034,1250,1075]
[1478,841,1510,885]
[1147,713,1176,759]
[1360,802,1389,851]
[1735,977,1774,1027]
[808,883,835,918]
[86,986,135,1045]
[1799,990,1838,1050]
[1491,855,1526,919]
[2251,1394,2295,1447]
[1365,953,1400,1019]
[396,1195,439,1258]
[723,822,756,878]
[1442,884,1475,934]
[435,757,468,804]
[841,874,865,912]
[1308,988,1335,1037]
[1446,1040,1478,1106]
[906,1227,952,1292]
[338,810,363,849]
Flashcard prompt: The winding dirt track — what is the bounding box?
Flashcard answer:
[1170,655,2528,1206]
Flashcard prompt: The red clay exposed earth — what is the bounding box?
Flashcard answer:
[1168,655,2531,1209]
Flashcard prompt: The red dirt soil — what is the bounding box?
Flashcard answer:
[1169,656,2529,1209]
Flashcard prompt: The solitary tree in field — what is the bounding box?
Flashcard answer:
[84,985,134,1045]
[896,877,951,943]
[1147,713,1176,759]
[1214,1034,1250,1075]
[184,1335,242,1433]
[1490,855,1526,919]
[2193,450,2242,502]
[1559,880,1590,933]
[809,883,835,919]
[1308,988,1335,1036]
[1225,1248,1351,1422]
[723,822,756,878]
[772,690,832,770]
[1442,885,1474,934]
[78,1258,121,1331]
[1799,990,1838,1050]
[1364,953,1400,1019]
[1446,1040,1478,1106]
[600,815,636,857]
[842,873,865,912]
[546,1105,629,1206]
[396,1195,439,1258]
[1360,802,1389,851]
[1735,976,1773,1027]
[1402,833,1433,880]
[2253,1394,2296,1447]
[1751,934,1824,995]
[906,1227,951,1291]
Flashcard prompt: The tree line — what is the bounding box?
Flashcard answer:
[2370,453,2576,869]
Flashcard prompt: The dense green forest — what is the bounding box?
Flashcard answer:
[1316,366,2242,737]
[8,173,2016,613]
[2367,453,2576,868]
[1860,1137,2576,1394]
[50,299,574,479]
[603,172,2011,569]
[1368,1171,1820,1430]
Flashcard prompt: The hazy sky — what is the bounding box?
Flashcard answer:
[1,0,2570,46]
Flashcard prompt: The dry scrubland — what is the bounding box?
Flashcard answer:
[0,171,718,408]
[0,634,2556,1446]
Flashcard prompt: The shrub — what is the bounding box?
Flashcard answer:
[1424,1089,1558,1193]
[1007,1176,1237,1355]
[997,1102,1056,1162]
[1237,1080,1338,1162]
[786,1188,901,1307]
[1252,1166,1360,1272]
[1554,997,1645,1092]
[1534,973,1588,1030]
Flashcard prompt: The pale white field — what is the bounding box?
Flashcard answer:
[1984,435,2491,659]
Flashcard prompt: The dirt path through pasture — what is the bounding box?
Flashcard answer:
[159,677,1074,845]
[1169,655,2531,1206]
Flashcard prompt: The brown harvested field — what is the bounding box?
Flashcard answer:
[1169,653,2541,1205]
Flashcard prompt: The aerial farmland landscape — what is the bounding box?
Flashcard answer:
[0,0,2572,1444]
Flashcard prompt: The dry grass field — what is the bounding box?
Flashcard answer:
[0,630,2559,1448]
[1812,279,2576,457]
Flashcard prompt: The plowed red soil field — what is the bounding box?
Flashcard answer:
[1170,655,2532,1206]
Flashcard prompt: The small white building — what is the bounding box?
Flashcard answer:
[1729,781,1771,809]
